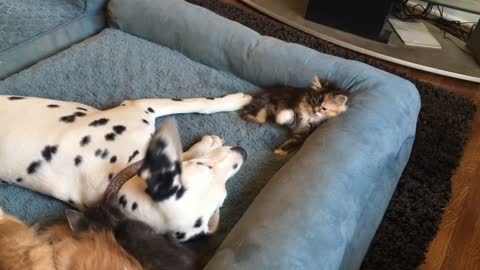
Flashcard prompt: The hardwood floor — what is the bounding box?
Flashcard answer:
[220,1,480,269]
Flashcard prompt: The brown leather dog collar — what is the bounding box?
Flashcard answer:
[104,160,144,205]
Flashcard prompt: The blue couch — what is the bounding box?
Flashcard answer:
[0,0,420,269]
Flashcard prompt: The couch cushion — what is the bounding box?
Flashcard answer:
[108,1,420,269]
[0,0,107,79]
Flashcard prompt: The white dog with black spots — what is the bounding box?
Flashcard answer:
[0,93,251,241]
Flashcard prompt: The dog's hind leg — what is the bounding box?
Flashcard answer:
[129,92,252,117]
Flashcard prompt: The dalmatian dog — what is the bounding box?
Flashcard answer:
[0,93,251,241]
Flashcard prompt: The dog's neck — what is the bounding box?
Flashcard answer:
[117,176,169,233]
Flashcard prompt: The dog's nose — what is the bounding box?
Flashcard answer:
[231,147,247,160]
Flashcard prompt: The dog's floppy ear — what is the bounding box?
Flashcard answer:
[65,209,89,232]
[139,118,184,202]
[207,208,220,234]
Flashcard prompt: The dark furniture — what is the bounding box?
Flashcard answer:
[305,0,393,40]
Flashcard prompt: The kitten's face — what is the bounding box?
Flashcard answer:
[308,91,349,119]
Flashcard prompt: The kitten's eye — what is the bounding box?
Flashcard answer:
[321,106,327,111]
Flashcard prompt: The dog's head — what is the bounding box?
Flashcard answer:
[122,118,246,241]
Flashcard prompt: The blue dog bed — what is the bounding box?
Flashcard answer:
[0,0,420,269]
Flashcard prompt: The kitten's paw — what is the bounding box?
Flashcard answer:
[275,109,295,125]
[243,113,257,122]
[274,148,289,156]
[222,93,252,109]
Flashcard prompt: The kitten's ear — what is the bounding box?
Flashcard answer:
[65,209,89,232]
[333,94,349,106]
[311,76,323,91]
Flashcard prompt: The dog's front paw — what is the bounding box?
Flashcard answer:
[199,135,224,149]
[222,92,252,110]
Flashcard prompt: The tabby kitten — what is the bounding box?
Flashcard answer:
[242,76,350,155]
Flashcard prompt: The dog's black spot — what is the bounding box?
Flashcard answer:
[1,180,7,184]
[68,199,75,205]
[147,107,155,113]
[8,96,25,100]
[89,118,109,127]
[101,149,109,159]
[154,139,167,151]
[16,178,23,183]
[176,186,186,200]
[110,156,117,164]
[41,145,58,162]
[194,217,202,228]
[105,133,116,141]
[47,104,60,108]
[171,98,183,101]
[80,135,91,147]
[27,161,42,174]
[233,163,238,169]
[197,162,213,169]
[108,173,114,181]
[60,115,76,123]
[206,97,215,100]
[145,110,149,114]
[142,119,149,125]
[113,125,126,135]
[74,156,82,166]
[76,107,88,111]
[74,111,86,117]
[175,232,186,240]
[119,195,127,208]
[132,202,138,211]
[95,149,102,157]
[128,150,139,163]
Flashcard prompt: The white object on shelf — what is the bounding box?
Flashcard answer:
[389,18,442,49]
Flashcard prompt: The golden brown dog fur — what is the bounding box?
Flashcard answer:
[0,208,142,270]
